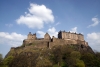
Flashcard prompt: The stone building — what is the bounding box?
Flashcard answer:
[23,30,88,48]
[58,31,84,41]
[27,32,37,40]
[44,33,51,40]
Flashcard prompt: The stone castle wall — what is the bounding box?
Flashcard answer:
[58,31,84,41]
[22,31,88,49]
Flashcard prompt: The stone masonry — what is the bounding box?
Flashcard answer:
[22,30,88,49]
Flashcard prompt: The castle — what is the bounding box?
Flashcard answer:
[23,30,88,48]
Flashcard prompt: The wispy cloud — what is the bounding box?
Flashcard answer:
[70,27,77,33]
[55,22,60,26]
[87,17,99,28]
[87,32,100,51]
[37,31,45,38]
[16,3,54,29]
[0,32,26,47]
[47,27,58,37]
[37,27,58,38]
[5,24,13,27]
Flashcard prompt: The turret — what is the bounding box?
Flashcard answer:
[27,32,37,39]
[44,33,51,40]
[32,33,37,39]
[58,31,62,39]
[27,32,32,39]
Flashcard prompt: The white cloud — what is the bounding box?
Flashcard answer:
[16,3,54,29]
[37,27,58,38]
[87,32,100,51]
[48,27,58,37]
[0,32,26,47]
[37,31,45,38]
[88,17,99,28]
[5,24,13,27]
[70,27,77,33]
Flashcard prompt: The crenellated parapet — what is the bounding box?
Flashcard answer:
[23,30,88,48]
[77,33,84,41]
[27,32,37,40]
[27,31,84,41]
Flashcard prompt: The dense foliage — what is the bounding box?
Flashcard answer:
[0,45,100,67]
[0,54,3,62]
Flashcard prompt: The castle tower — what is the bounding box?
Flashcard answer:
[44,33,51,40]
[27,32,37,40]
[58,31,62,39]
[58,31,66,39]
[32,33,37,40]
[27,32,32,39]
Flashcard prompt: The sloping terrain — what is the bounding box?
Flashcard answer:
[3,44,100,67]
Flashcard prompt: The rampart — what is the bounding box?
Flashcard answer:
[58,31,84,41]
[21,30,88,49]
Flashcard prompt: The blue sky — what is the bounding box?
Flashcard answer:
[0,0,100,57]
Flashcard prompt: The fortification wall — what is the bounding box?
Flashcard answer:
[49,39,67,48]
[23,38,88,49]
[59,31,84,41]
[23,31,88,49]
[79,35,84,41]
[23,39,49,48]
[49,38,78,48]
[23,39,50,46]
[49,38,87,48]
[31,41,49,48]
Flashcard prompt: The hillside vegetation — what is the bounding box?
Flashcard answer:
[0,44,100,67]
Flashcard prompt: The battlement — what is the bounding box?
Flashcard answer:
[27,31,84,41]
[22,30,88,48]
[27,32,51,40]
[27,32,37,40]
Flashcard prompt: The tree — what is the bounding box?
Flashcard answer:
[70,51,81,59]
[36,57,52,67]
[0,54,7,67]
[66,51,85,67]
[3,56,13,65]
[81,52,100,67]
[75,59,85,67]
[0,54,3,63]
